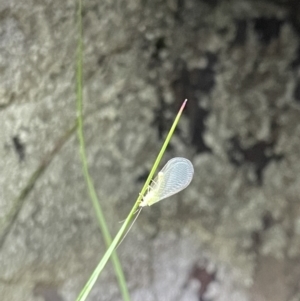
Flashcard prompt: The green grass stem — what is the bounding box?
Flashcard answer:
[75,99,188,301]
[76,1,130,301]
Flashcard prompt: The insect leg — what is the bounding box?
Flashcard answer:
[116,207,143,249]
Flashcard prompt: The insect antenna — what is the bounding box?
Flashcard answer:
[116,206,143,249]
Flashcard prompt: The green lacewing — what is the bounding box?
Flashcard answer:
[117,157,194,248]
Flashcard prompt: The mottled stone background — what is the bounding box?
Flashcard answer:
[1,0,300,300]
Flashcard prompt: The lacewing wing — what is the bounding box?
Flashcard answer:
[140,157,194,207]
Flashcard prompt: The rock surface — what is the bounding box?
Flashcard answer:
[1,0,300,300]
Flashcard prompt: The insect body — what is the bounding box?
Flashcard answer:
[140,157,194,207]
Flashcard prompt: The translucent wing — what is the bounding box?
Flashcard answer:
[146,157,194,206]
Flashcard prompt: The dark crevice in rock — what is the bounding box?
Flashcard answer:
[286,0,300,35]
[206,51,218,69]
[253,17,284,45]
[12,135,25,161]
[232,19,248,46]
[199,0,219,8]
[250,211,276,253]
[173,0,185,22]
[189,265,216,301]
[189,68,215,94]
[293,80,300,102]
[228,137,283,185]
[136,170,149,184]
[152,91,174,141]
[151,37,166,61]
[291,46,300,69]
[171,58,216,153]
[188,101,211,153]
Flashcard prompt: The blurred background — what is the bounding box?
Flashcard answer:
[1,0,300,300]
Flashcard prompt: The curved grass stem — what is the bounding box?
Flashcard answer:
[76,1,130,300]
